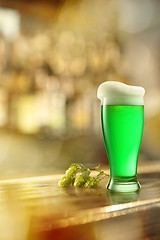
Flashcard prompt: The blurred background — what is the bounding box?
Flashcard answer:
[0,0,159,178]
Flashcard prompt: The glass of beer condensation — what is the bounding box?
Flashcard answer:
[97,81,145,192]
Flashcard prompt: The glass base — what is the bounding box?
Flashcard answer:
[107,176,141,193]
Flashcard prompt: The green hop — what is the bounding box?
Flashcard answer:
[74,175,85,188]
[58,176,71,188]
[65,166,77,179]
[85,177,99,188]
[70,163,82,168]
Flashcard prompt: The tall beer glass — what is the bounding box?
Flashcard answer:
[97,81,145,192]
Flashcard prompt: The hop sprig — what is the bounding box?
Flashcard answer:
[58,163,107,188]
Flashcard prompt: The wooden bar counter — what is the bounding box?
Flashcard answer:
[0,163,159,240]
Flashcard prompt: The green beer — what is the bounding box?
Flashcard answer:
[97,81,145,192]
[101,105,144,191]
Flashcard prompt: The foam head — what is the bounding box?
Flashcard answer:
[97,81,145,105]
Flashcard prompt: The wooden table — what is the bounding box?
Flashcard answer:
[0,163,159,240]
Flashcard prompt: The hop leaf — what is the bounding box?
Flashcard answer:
[82,169,90,180]
[85,177,99,188]
[74,175,85,188]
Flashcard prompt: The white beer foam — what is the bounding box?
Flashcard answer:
[97,81,145,105]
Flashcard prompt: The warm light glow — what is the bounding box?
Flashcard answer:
[0,8,20,40]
